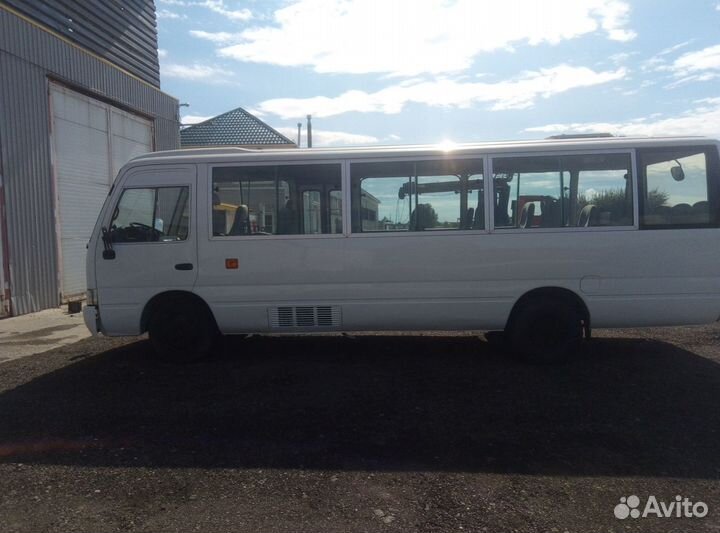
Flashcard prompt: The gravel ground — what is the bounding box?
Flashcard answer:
[0,325,719,532]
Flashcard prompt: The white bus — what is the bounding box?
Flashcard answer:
[84,136,720,363]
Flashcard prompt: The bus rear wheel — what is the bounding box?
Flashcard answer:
[507,299,584,364]
[147,297,217,363]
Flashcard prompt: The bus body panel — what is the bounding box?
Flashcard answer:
[193,228,720,333]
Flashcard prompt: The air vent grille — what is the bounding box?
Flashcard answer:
[295,306,315,327]
[277,306,294,327]
[268,306,341,328]
[316,306,334,327]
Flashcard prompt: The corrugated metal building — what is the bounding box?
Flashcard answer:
[0,0,179,317]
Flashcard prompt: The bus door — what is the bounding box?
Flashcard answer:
[95,165,197,334]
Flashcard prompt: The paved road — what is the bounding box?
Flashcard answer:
[0,326,718,532]
[0,308,90,363]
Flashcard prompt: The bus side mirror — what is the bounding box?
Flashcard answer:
[671,165,685,182]
[101,227,115,259]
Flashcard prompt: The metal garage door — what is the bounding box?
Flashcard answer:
[50,84,153,301]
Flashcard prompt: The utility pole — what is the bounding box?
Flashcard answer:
[306,114,312,148]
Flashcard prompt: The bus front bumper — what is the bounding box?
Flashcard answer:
[83,305,100,336]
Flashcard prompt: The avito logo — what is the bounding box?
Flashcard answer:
[614,495,709,519]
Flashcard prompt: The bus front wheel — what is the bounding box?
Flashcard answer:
[147,296,218,362]
[507,299,584,364]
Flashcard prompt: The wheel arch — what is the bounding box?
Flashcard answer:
[140,290,217,333]
[506,286,591,338]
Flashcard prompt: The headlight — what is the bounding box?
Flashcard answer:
[86,289,97,306]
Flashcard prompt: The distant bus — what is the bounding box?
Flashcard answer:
[84,136,720,363]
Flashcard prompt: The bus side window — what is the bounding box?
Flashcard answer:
[492,156,562,229]
[492,153,634,229]
[302,190,322,234]
[563,153,633,227]
[211,164,342,236]
[350,159,484,232]
[351,161,414,232]
[329,190,343,234]
[639,147,719,228]
[111,187,190,243]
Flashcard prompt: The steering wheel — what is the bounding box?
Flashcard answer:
[127,222,162,241]
[129,222,154,230]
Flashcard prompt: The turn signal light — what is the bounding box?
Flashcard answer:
[225,258,239,269]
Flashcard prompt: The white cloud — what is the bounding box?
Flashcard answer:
[608,52,635,64]
[640,55,666,72]
[157,48,168,58]
[277,127,380,146]
[524,97,720,137]
[218,0,636,76]
[657,44,720,87]
[258,65,627,119]
[670,44,720,75]
[198,0,252,21]
[639,44,683,72]
[591,0,637,42]
[657,40,693,56]
[157,8,187,19]
[189,30,240,44]
[664,72,720,89]
[162,63,234,83]
[162,0,252,21]
[181,114,215,125]
[243,107,266,118]
[640,43,720,87]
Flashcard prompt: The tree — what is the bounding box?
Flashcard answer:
[410,203,439,230]
[577,187,669,223]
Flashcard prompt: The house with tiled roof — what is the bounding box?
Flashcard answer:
[180,106,296,149]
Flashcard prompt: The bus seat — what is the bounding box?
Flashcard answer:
[472,204,484,229]
[464,207,474,229]
[278,199,299,234]
[229,204,250,235]
[519,202,535,228]
[212,209,226,236]
[541,199,560,227]
[577,204,597,227]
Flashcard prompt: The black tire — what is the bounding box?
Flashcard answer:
[507,299,583,364]
[147,296,218,363]
[484,330,506,348]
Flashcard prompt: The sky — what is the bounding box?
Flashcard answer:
[156,0,720,148]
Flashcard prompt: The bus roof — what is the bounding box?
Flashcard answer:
[131,136,720,165]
